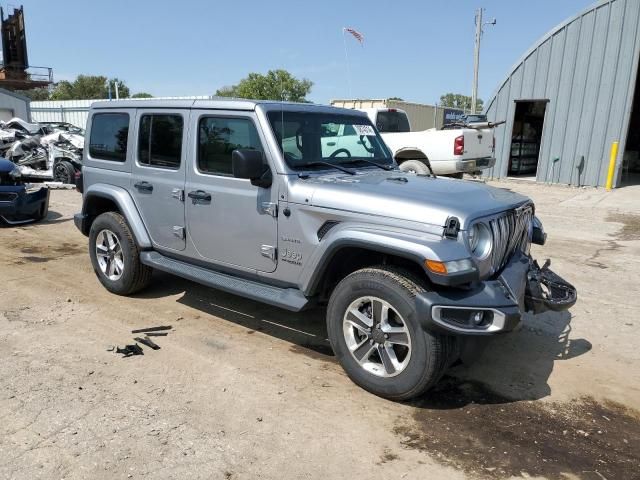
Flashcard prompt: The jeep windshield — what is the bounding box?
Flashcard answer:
[267,111,394,172]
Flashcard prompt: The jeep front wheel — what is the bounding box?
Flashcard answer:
[89,212,152,295]
[326,267,451,400]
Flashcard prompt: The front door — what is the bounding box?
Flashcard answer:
[185,112,278,273]
[130,109,189,251]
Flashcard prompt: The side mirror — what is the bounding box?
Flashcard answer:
[232,149,271,188]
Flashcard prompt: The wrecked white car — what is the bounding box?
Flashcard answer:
[0,118,84,184]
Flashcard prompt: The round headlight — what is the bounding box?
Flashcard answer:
[469,223,492,259]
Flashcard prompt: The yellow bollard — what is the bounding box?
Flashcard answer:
[606,141,619,191]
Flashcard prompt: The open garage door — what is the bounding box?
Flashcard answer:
[622,64,640,187]
[508,100,548,180]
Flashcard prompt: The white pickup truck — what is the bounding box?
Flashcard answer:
[359,108,496,177]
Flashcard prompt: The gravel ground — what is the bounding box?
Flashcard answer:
[0,181,639,480]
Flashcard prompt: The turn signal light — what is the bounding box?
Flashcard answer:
[425,260,447,274]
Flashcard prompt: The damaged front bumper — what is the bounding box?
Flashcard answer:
[416,252,577,335]
[0,185,50,225]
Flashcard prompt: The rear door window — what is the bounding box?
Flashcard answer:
[89,113,130,161]
[138,114,184,169]
[375,111,410,133]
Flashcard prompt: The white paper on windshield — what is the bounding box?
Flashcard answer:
[353,124,375,136]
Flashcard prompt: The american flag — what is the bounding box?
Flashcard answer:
[343,27,364,44]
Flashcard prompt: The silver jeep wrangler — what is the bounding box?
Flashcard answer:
[75,99,576,400]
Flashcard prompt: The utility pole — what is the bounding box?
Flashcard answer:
[471,8,496,114]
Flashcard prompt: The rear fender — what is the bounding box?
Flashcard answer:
[82,184,151,248]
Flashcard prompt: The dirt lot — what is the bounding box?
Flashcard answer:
[1,181,639,480]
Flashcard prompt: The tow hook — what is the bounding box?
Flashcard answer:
[525,259,577,314]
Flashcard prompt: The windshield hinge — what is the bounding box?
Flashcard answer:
[443,217,460,239]
[261,202,278,217]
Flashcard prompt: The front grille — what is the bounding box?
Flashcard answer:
[489,204,533,273]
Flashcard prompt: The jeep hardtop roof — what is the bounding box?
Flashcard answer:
[90,98,366,117]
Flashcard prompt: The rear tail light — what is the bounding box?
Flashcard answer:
[492,136,496,153]
[454,135,464,156]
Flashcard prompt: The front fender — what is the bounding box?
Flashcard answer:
[81,184,152,249]
[301,223,476,295]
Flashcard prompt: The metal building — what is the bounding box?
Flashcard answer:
[30,96,210,129]
[0,86,30,121]
[330,99,464,131]
[485,0,640,188]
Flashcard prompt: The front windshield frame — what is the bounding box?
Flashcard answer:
[266,110,395,172]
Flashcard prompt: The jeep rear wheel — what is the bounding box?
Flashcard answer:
[89,212,152,295]
[327,267,452,400]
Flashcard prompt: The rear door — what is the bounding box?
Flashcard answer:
[130,109,189,251]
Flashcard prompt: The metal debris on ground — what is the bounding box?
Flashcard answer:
[131,325,173,334]
[134,336,161,350]
[115,344,144,357]
[0,118,84,184]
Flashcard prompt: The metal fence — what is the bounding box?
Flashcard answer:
[30,96,211,128]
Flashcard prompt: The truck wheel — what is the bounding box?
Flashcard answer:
[53,160,76,184]
[399,159,430,176]
[88,212,152,295]
[326,266,452,400]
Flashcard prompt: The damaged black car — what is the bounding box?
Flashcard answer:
[0,157,50,225]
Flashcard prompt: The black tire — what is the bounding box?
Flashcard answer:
[53,160,76,184]
[88,212,152,295]
[398,159,430,176]
[326,266,453,401]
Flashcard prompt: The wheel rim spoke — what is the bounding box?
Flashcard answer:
[377,344,397,375]
[345,308,372,335]
[352,340,376,364]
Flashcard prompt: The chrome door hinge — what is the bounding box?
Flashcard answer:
[261,202,278,217]
[172,188,185,202]
[173,226,185,239]
[260,245,277,261]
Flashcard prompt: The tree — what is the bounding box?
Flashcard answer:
[22,87,51,101]
[439,93,483,112]
[131,92,153,98]
[388,97,404,101]
[50,75,131,100]
[215,69,313,102]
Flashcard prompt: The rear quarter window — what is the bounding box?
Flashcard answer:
[376,111,410,133]
[89,113,130,161]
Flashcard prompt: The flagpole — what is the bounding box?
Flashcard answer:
[342,28,353,99]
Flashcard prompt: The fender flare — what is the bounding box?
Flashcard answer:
[82,184,152,248]
[394,147,430,162]
[301,225,476,295]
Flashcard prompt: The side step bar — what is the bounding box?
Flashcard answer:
[140,251,309,312]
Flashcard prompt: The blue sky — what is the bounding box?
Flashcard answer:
[22,0,594,104]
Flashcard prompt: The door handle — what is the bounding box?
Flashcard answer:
[134,181,153,192]
[327,141,336,146]
[187,190,212,202]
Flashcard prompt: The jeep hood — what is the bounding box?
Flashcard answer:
[299,171,530,229]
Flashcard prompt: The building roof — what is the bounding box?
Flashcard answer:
[485,0,616,113]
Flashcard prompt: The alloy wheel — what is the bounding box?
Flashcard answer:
[342,296,412,377]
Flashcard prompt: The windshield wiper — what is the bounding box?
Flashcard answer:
[342,159,394,171]
[297,161,356,175]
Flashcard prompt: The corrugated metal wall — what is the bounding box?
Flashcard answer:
[31,96,211,129]
[484,0,640,187]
